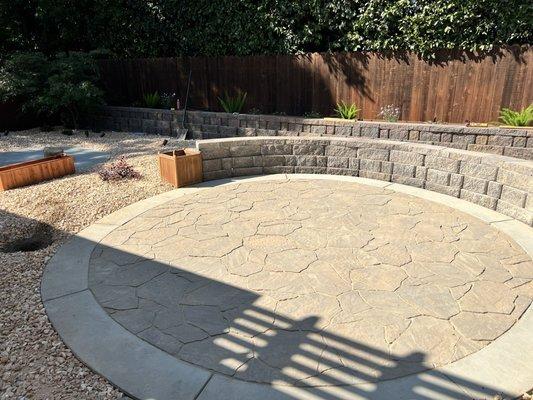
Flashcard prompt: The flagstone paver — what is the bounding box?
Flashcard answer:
[87,179,533,387]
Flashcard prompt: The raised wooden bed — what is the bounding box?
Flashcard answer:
[158,149,203,188]
[0,155,75,191]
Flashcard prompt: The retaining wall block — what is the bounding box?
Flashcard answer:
[360,159,382,172]
[261,144,293,156]
[500,186,527,207]
[360,126,379,138]
[427,169,451,186]
[359,171,391,181]
[460,163,499,181]
[325,145,358,157]
[327,157,349,169]
[390,150,425,165]
[357,148,389,161]
[496,200,533,225]
[462,176,489,194]
[425,182,461,197]
[460,190,498,210]
[392,163,416,177]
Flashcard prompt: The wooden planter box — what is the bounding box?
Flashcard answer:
[158,149,203,188]
[0,155,75,191]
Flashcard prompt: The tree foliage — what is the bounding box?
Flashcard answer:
[1,0,532,59]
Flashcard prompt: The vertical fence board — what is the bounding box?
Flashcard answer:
[96,47,533,123]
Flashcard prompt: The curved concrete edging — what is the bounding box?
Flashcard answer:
[41,174,533,400]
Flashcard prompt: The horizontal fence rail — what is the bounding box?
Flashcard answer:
[97,47,533,124]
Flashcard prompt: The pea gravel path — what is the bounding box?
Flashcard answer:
[0,129,188,399]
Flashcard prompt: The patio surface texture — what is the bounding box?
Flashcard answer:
[42,175,533,400]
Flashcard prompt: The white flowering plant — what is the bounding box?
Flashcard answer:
[378,105,401,122]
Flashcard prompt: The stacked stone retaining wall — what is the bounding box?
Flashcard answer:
[196,136,533,226]
[90,106,533,160]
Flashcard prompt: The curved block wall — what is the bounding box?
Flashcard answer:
[197,136,533,226]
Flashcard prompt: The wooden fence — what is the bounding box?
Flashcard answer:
[97,47,532,123]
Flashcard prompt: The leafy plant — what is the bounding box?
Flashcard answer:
[303,110,323,118]
[5,1,530,60]
[143,92,161,108]
[334,101,359,120]
[499,104,533,127]
[0,52,104,128]
[98,157,141,181]
[378,105,401,122]
[247,107,262,115]
[0,52,49,112]
[218,90,247,113]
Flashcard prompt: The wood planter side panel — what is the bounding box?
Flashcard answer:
[0,155,75,191]
[158,149,203,188]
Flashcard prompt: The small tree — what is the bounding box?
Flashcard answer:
[0,52,50,112]
[0,51,104,128]
[37,52,104,127]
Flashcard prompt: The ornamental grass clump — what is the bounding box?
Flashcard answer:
[499,104,533,127]
[98,157,141,181]
[378,104,401,122]
[334,101,359,119]
[218,90,247,113]
[143,92,161,108]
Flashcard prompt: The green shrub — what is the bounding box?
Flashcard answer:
[143,92,161,108]
[303,110,323,118]
[499,104,533,127]
[334,101,359,120]
[0,52,104,128]
[3,1,531,59]
[0,52,49,113]
[218,90,247,113]
[247,107,262,115]
[160,92,176,109]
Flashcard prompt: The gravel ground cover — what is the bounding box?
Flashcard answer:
[0,129,187,399]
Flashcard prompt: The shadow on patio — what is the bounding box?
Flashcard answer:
[86,237,510,399]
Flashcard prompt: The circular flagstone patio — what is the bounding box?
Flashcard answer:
[42,175,533,400]
[89,178,533,382]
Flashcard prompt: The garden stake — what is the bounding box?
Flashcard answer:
[177,68,192,140]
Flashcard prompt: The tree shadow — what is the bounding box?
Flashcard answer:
[96,43,531,123]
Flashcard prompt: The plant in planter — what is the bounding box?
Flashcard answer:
[218,90,247,113]
[378,104,401,122]
[499,104,533,127]
[334,101,359,120]
[143,92,161,108]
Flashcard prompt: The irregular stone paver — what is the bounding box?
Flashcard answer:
[88,179,533,387]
